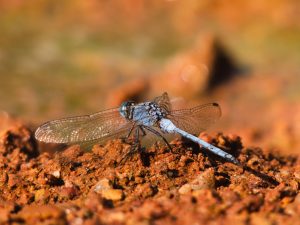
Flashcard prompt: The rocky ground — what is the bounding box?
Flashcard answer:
[0,117,300,225]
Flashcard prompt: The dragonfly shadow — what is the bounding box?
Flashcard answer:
[139,147,154,167]
[117,144,153,167]
[242,165,279,186]
[180,136,201,154]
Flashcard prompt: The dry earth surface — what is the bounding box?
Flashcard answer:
[0,116,300,225]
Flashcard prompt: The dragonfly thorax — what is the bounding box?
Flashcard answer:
[120,99,168,127]
[131,102,167,126]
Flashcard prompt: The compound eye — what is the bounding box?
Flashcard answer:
[120,101,132,109]
[119,101,135,119]
[119,102,128,117]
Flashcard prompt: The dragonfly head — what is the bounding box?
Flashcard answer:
[119,101,135,119]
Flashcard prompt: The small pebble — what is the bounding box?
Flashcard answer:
[35,189,47,202]
[179,168,215,194]
[94,178,124,201]
[101,189,124,201]
[52,170,61,178]
[94,178,112,193]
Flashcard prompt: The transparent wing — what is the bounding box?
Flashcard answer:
[168,103,222,135]
[74,125,133,150]
[153,92,171,113]
[35,108,133,144]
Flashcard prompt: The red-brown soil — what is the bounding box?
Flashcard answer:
[0,120,299,225]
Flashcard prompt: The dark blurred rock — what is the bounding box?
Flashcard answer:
[150,34,238,98]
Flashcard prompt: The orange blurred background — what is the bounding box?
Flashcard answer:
[0,0,299,153]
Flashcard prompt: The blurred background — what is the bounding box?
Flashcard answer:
[0,0,299,153]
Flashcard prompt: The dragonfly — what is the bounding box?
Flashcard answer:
[35,92,239,164]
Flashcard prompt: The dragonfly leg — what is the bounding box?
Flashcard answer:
[126,122,136,139]
[139,126,147,136]
[142,126,173,151]
[133,126,141,147]
[120,127,141,164]
[122,122,137,145]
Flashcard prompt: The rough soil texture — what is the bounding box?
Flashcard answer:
[1,120,300,225]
